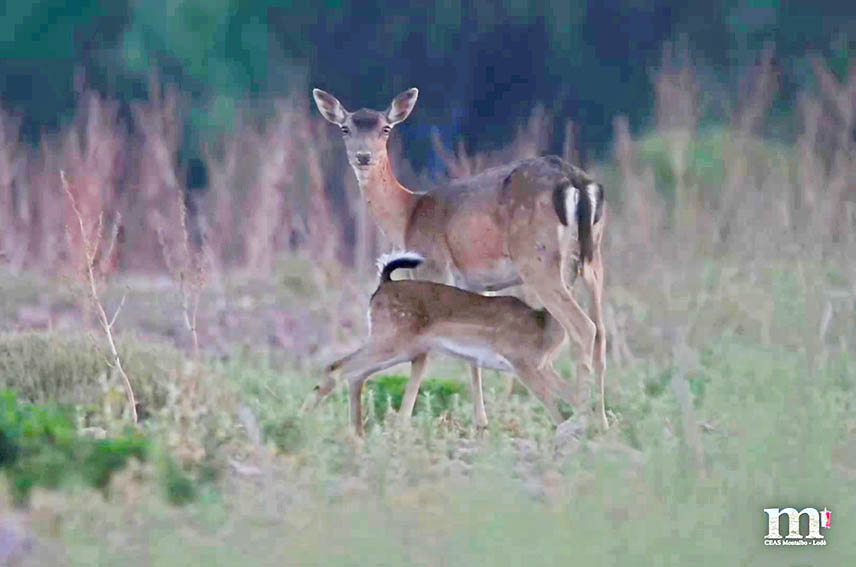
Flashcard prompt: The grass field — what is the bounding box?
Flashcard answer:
[1,247,854,565]
[2,56,855,565]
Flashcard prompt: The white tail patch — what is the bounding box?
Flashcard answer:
[557,184,580,242]
[586,183,598,226]
[567,184,580,225]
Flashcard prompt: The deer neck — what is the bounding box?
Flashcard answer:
[353,155,415,247]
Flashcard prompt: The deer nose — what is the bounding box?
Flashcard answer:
[355,152,371,166]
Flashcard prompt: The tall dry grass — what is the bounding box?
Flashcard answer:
[0,54,852,304]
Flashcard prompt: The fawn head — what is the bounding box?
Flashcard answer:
[313,88,418,177]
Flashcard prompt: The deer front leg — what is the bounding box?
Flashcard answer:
[517,266,596,374]
[508,209,596,375]
[301,348,368,414]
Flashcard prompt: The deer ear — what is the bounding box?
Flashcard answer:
[313,88,348,125]
[386,88,419,126]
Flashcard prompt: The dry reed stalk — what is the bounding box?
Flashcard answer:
[513,103,550,160]
[431,127,470,178]
[653,41,699,238]
[718,51,778,251]
[127,76,182,270]
[612,115,665,257]
[42,92,127,274]
[0,60,851,291]
[244,107,288,273]
[26,141,63,266]
[61,170,137,423]
[303,114,337,264]
[562,119,580,166]
[796,94,824,216]
[0,109,25,269]
[431,104,554,182]
[199,134,239,273]
[811,58,856,246]
[155,185,207,365]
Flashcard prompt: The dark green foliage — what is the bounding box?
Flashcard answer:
[81,437,149,490]
[263,417,304,454]
[687,373,708,408]
[643,367,672,398]
[162,456,196,506]
[556,400,574,422]
[367,374,465,422]
[0,389,148,504]
[642,364,707,407]
[1,1,851,160]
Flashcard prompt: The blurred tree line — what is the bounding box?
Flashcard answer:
[0,0,853,173]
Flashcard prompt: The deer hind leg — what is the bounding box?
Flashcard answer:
[508,202,596,375]
[522,271,595,406]
[581,241,608,430]
[514,253,596,373]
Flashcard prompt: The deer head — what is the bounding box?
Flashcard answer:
[312,88,418,181]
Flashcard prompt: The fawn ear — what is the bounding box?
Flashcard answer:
[313,88,348,125]
[386,88,419,126]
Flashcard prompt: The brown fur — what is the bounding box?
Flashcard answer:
[313,88,608,430]
[303,256,577,436]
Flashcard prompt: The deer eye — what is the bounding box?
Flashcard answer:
[340,126,350,135]
[381,125,391,135]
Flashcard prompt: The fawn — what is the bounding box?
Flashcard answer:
[303,252,583,436]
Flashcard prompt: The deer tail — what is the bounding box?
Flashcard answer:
[376,251,424,283]
[552,180,602,264]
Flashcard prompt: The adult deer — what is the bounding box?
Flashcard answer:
[313,88,607,429]
[303,253,579,436]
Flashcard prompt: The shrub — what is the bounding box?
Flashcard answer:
[263,417,304,454]
[161,455,196,506]
[0,389,148,504]
[0,331,185,413]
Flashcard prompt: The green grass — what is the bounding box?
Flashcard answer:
[0,389,149,504]
[4,330,849,566]
[0,257,853,566]
[366,374,466,420]
[7,333,851,566]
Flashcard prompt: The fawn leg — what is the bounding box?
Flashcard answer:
[399,353,429,420]
[335,343,413,435]
[470,365,489,427]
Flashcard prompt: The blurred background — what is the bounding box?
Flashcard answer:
[0,0,854,275]
[0,2,855,565]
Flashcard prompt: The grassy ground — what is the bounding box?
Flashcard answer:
[0,252,854,566]
[2,52,854,564]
